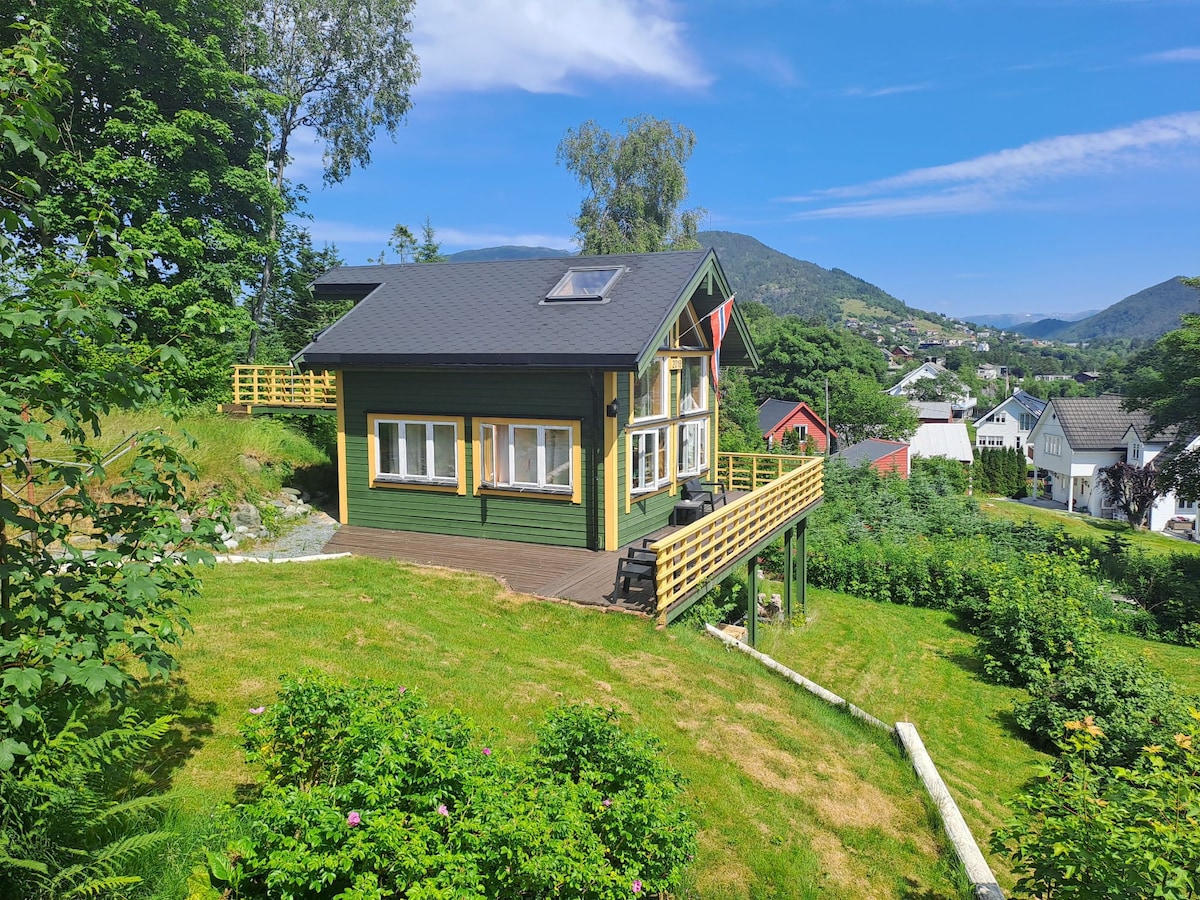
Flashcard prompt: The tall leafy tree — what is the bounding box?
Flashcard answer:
[260,224,346,360]
[243,0,420,363]
[1,0,277,401]
[828,371,919,447]
[1124,297,1200,503]
[558,116,703,254]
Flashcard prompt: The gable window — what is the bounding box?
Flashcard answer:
[1131,441,1142,463]
[1044,435,1062,456]
[633,358,667,421]
[1019,413,1037,431]
[631,425,671,493]
[479,422,574,494]
[679,357,708,414]
[795,424,808,440]
[677,419,709,478]
[374,417,458,485]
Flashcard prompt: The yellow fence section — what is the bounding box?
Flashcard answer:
[714,451,818,492]
[650,455,823,620]
[231,366,337,408]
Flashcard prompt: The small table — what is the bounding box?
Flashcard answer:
[672,500,705,526]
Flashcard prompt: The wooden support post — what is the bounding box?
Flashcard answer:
[746,554,758,647]
[798,518,808,618]
[782,526,794,620]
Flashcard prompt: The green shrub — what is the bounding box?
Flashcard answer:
[205,674,696,900]
[995,713,1200,899]
[1123,552,1200,644]
[1014,654,1196,765]
[972,551,1111,686]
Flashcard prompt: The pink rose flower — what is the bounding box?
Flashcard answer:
[437,804,449,816]
[631,880,642,893]
[482,747,492,756]
[347,811,361,827]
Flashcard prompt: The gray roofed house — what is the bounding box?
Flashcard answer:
[973,388,1048,451]
[833,439,910,477]
[297,249,766,557]
[1028,395,1197,528]
[301,250,755,372]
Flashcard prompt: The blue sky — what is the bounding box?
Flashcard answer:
[295,0,1200,318]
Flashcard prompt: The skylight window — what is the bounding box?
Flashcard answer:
[544,266,625,303]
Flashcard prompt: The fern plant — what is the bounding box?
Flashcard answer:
[0,710,176,899]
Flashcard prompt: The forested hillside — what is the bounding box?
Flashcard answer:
[1017,276,1200,341]
[698,230,910,322]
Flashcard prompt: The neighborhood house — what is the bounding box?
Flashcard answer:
[297,250,758,552]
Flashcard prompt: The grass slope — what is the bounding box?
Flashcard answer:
[756,590,1050,890]
[170,558,968,900]
[977,498,1200,557]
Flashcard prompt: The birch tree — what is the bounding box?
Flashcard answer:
[243,0,420,362]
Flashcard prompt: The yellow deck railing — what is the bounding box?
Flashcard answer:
[714,451,817,492]
[230,366,336,408]
[650,454,823,620]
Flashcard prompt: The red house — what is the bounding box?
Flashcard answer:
[833,439,910,478]
[757,399,837,453]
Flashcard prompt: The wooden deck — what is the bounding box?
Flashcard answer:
[322,526,672,615]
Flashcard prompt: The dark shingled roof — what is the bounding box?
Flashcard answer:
[1012,389,1048,418]
[834,439,907,467]
[298,250,753,371]
[757,399,801,435]
[1048,395,1153,451]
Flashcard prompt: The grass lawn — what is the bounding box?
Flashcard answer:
[976,497,1200,557]
[168,558,970,900]
[755,590,1050,891]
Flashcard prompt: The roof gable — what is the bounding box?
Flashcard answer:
[1043,395,1154,451]
[299,250,756,372]
[756,399,835,437]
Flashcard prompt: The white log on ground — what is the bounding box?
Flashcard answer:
[704,624,891,732]
[895,722,1005,900]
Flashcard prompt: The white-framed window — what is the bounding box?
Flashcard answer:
[1019,413,1037,431]
[977,435,1005,447]
[479,422,573,493]
[633,358,667,421]
[1131,442,1143,463]
[679,357,708,414]
[677,419,709,478]
[375,418,458,485]
[1044,434,1062,456]
[631,425,671,493]
[795,424,808,440]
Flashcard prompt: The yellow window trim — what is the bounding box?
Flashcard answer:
[335,371,348,524]
[471,416,583,504]
[366,413,467,496]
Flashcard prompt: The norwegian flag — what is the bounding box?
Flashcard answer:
[708,296,735,383]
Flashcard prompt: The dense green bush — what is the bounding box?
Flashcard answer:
[969,551,1112,685]
[202,674,696,900]
[996,714,1200,899]
[1122,552,1200,645]
[1014,654,1196,766]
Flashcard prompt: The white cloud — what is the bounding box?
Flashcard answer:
[842,82,934,98]
[785,111,1200,218]
[412,0,708,94]
[1141,46,1200,63]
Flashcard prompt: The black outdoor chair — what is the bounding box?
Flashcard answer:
[614,545,656,595]
[680,477,728,515]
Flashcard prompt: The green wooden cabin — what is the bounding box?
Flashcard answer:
[298,250,757,552]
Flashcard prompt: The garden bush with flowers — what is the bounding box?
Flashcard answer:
[199,673,696,900]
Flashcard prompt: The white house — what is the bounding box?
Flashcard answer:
[1028,395,1198,530]
[974,389,1047,451]
[885,362,976,420]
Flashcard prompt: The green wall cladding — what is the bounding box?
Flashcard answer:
[343,368,603,548]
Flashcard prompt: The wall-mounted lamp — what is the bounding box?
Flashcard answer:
[606,400,619,418]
